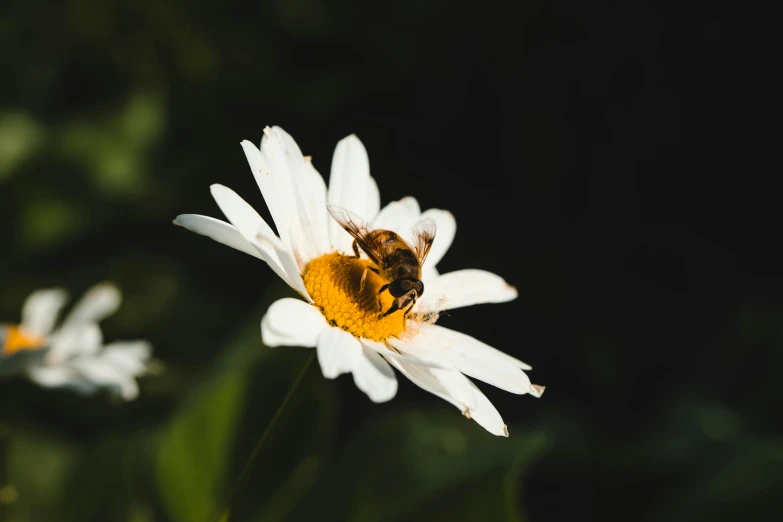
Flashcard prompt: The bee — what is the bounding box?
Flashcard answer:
[327,205,436,318]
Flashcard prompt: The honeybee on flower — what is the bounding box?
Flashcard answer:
[0,283,152,400]
[175,126,544,436]
[325,205,435,319]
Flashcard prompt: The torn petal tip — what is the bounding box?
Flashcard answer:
[503,424,509,437]
[462,409,472,419]
[529,384,546,398]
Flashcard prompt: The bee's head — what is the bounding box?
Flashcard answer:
[388,278,424,298]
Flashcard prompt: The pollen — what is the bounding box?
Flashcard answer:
[304,252,406,341]
[2,325,45,356]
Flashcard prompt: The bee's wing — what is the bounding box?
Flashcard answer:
[326,205,384,265]
[412,218,437,266]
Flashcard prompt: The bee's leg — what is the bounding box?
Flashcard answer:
[352,240,361,258]
[368,267,380,275]
[377,284,389,312]
[380,299,400,318]
[351,267,370,301]
[358,267,368,293]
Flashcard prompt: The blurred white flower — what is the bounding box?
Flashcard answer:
[176,126,544,436]
[0,283,152,400]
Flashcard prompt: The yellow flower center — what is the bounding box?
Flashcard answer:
[2,325,46,356]
[304,252,406,341]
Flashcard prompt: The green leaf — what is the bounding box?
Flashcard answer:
[154,301,275,522]
[156,370,251,522]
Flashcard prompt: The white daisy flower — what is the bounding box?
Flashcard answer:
[0,283,152,400]
[175,126,544,436]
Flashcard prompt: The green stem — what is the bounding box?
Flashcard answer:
[212,353,315,522]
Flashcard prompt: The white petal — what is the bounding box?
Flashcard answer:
[68,356,139,400]
[270,127,331,258]
[259,128,327,265]
[417,209,455,269]
[372,197,421,235]
[240,139,294,247]
[316,327,358,379]
[102,341,152,376]
[302,158,331,256]
[119,379,140,400]
[428,366,479,409]
[177,213,293,289]
[361,338,447,369]
[210,183,275,243]
[465,379,508,437]
[243,135,311,272]
[389,325,532,393]
[387,357,507,436]
[303,159,329,233]
[68,356,124,383]
[399,196,421,216]
[436,324,531,370]
[327,135,379,252]
[255,235,311,301]
[261,298,327,348]
[418,269,518,312]
[365,176,380,221]
[210,184,311,300]
[528,384,546,398]
[21,289,68,336]
[385,356,478,411]
[104,341,152,360]
[350,344,397,403]
[46,322,103,364]
[61,283,121,329]
[174,214,263,260]
[26,365,94,393]
[422,266,439,285]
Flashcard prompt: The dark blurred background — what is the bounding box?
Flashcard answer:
[2,1,770,521]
